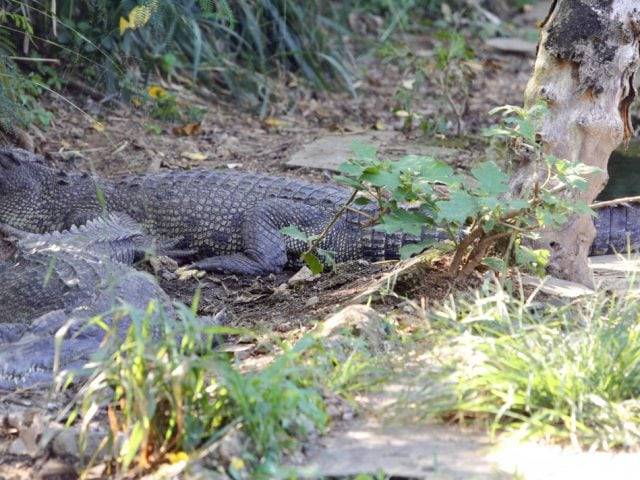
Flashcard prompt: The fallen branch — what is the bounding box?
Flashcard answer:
[591,195,640,210]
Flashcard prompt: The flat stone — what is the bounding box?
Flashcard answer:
[521,274,595,298]
[299,419,498,479]
[589,254,640,292]
[485,37,537,55]
[287,132,395,171]
[521,255,640,296]
[287,133,461,172]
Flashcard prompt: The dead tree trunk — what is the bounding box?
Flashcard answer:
[511,0,640,286]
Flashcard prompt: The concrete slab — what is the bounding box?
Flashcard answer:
[299,419,502,479]
[287,132,460,171]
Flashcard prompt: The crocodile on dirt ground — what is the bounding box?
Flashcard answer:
[0,214,191,390]
[0,148,635,279]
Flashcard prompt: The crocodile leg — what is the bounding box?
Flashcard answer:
[192,203,290,275]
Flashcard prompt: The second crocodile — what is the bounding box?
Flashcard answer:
[0,214,177,389]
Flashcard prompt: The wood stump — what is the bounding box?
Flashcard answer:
[513,0,640,286]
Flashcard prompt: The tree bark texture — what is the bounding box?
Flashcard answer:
[512,0,640,286]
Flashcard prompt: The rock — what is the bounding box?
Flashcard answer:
[8,438,31,457]
[37,458,78,480]
[287,266,320,286]
[51,428,108,461]
[217,430,246,465]
[317,305,390,354]
[286,132,395,171]
[287,132,462,171]
[485,37,537,55]
[6,409,29,429]
[304,296,319,308]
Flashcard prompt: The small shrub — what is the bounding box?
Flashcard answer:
[321,103,597,279]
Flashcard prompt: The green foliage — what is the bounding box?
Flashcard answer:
[382,30,476,135]
[63,299,389,475]
[0,8,53,132]
[419,279,640,450]
[0,0,357,117]
[334,103,598,278]
[65,302,327,474]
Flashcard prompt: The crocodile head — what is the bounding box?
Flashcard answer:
[0,148,61,231]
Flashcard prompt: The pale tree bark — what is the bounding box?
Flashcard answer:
[511,0,640,287]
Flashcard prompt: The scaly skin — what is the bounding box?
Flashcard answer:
[1,149,634,274]
[0,149,447,275]
[0,214,175,389]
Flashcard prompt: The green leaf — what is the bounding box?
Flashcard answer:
[505,199,530,211]
[351,142,377,161]
[482,256,507,273]
[362,170,401,190]
[515,245,550,276]
[399,240,436,259]
[281,225,308,242]
[337,161,365,177]
[437,191,478,224]
[419,159,455,183]
[335,175,363,189]
[377,209,430,236]
[120,422,145,469]
[471,161,509,196]
[302,251,324,274]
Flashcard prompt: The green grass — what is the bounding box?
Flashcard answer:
[405,277,640,450]
[59,299,391,476]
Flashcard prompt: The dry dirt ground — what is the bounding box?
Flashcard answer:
[4,4,620,479]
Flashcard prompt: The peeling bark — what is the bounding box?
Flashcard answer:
[512,0,640,286]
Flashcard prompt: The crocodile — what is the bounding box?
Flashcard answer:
[0,214,178,389]
[0,148,450,275]
[0,148,638,276]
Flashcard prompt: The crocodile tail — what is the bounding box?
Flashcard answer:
[591,204,640,255]
[361,226,450,262]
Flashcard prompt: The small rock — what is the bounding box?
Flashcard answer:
[318,305,390,353]
[217,430,246,465]
[51,428,107,460]
[70,128,83,139]
[37,458,78,480]
[57,150,86,162]
[287,266,320,286]
[305,296,320,308]
[6,409,28,429]
[51,429,80,458]
[8,437,31,457]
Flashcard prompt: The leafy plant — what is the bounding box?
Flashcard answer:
[60,298,389,475]
[331,103,597,278]
[383,30,477,135]
[62,302,328,475]
[2,0,358,116]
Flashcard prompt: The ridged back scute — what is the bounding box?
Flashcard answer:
[16,213,145,264]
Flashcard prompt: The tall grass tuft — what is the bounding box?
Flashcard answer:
[405,278,640,450]
[64,302,328,474]
[1,0,358,116]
